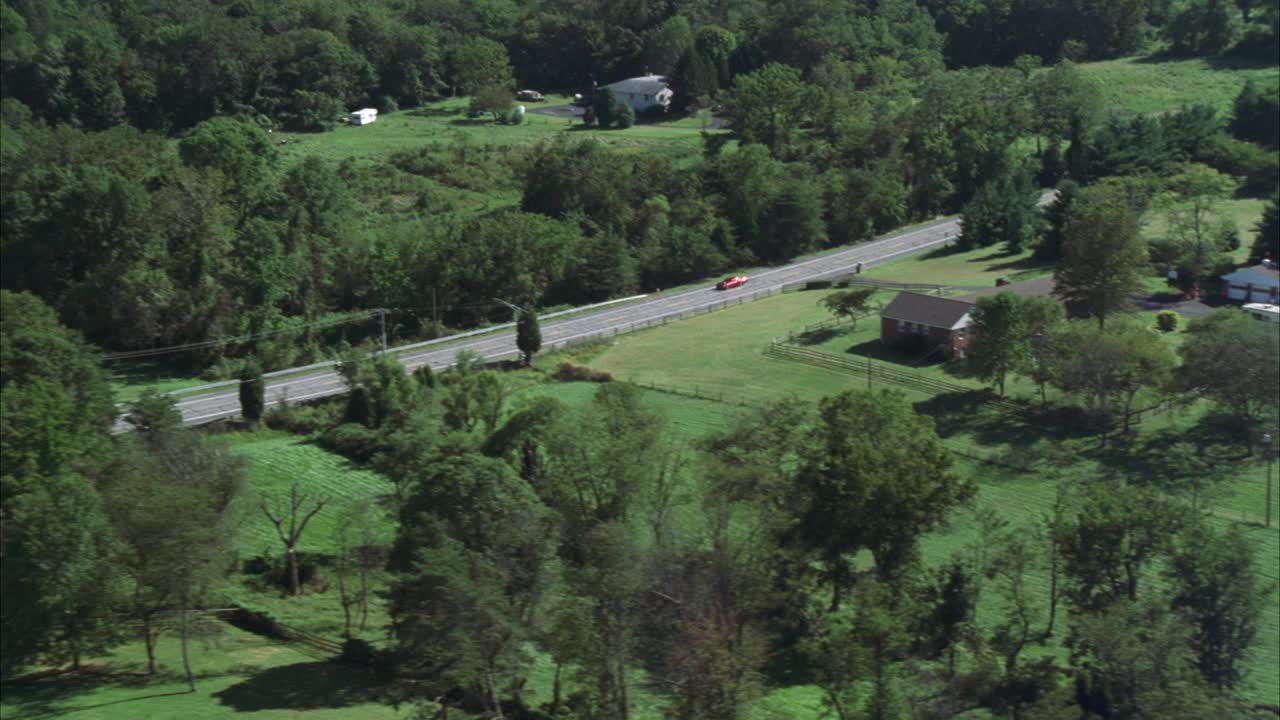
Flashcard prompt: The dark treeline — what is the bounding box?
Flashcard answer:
[1,0,1277,376]
[2,0,1277,133]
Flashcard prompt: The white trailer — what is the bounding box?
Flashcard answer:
[350,108,378,126]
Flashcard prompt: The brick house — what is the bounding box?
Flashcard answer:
[879,292,975,359]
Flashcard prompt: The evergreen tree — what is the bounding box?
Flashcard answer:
[1251,195,1279,262]
[516,309,542,366]
[593,88,618,128]
[238,360,265,424]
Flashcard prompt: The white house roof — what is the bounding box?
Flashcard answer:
[1221,265,1280,287]
[603,75,669,96]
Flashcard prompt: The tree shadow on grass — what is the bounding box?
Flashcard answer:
[1091,410,1255,489]
[1,668,192,719]
[843,338,943,367]
[212,661,387,712]
[794,327,844,346]
[405,107,461,119]
[915,393,1097,452]
[982,254,1046,274]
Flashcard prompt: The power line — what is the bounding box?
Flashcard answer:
[102,311,383,362]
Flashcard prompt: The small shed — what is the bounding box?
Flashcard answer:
[350,108,378,126]
[1220,265,1279,304]
[880,292,975,359]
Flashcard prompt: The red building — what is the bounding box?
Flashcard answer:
[879,292,975,359]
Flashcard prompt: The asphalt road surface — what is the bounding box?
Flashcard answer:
[165,215,969,427]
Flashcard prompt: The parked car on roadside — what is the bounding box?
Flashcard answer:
[716,275,749,290]
[516,89,545,102]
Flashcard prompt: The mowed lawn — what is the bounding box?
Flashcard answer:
[1078,55,1280,116]
[586,289,935,406]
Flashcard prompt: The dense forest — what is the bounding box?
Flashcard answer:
[2,0,1277,372]
[3,1,1280,718]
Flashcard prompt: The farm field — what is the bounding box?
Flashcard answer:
[1077,55,1280,116]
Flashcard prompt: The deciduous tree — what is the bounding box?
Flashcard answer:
[1178,308,1280,432]
[261,480,328,597]
[1166,521,1271,690]
[792,390,972,606]
[820,287,876,330]
[1053,190,1148,327]
[968,292,1029,397]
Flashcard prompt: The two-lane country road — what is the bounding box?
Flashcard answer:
[169,213,969,426]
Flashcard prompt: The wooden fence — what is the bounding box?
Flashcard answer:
[765,340,1026,414]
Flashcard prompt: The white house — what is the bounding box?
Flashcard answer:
[1219,264,1279,303]
[603,75,672,113]
[350,108,378,126]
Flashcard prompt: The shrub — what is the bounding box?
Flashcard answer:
[554,362,613,383]
[616,103,635,129]
[320,422,383,462]
[264,399,343,435]
[1156,310,1180,332]
[507,107,525,125]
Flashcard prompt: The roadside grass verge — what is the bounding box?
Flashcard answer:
[862,244,1050,288]
[1078,55,1280,116]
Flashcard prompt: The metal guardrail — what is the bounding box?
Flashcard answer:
[159,294,651,400]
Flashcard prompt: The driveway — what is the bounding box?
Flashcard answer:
[1132,291,1220,318]
[526,103,582,120]
[525,103,729,129]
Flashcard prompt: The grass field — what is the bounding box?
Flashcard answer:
[1141,197,1269,264]
[1078,55,1280,116]
[228,433,396,558]
[588,288,935,406]
[274,96,716,166]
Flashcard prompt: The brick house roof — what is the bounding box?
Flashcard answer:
[880,292,974,330]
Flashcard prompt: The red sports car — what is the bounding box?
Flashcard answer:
[716,275,749,290]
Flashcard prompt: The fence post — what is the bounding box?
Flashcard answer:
[867,356,872,390]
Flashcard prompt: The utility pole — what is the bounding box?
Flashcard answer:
[432,288,438,333]
[378,309,387,355]
[1265,432,1274,529]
